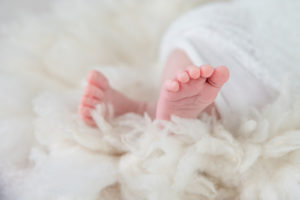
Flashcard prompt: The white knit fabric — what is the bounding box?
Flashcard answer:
[160,0,300,117]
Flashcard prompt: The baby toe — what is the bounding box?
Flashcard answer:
[81,97,100,108]
[84,85,104,100]
[87,70,109,90]
[200,65,214,78]
[165,79,180,92]
[187,66,200,79]
[79,106,92,118]
[83,115,96,126]
[79,103,97,127]
[176,70,190,83]
[207,66,230,88]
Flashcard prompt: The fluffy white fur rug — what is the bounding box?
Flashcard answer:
[1,0,300,199]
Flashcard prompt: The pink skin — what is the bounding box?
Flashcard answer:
[79,49,230,126]
[79,70,147,126]
[156,65,229,120]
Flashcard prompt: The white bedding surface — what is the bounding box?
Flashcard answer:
[0,0,300,200]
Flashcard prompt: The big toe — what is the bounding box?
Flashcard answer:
[87,70,109,90]
[207,66,230,88]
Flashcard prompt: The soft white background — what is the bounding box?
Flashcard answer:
[0,0,300,200]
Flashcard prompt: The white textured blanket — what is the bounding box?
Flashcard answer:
[0,0,300,200]
[160,0,300,118]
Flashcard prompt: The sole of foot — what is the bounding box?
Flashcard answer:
[156,65,229,120]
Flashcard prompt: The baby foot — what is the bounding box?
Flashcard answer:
[79,70,146,126]
[156,65,229,120]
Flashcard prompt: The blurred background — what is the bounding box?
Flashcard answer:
[0,0,51,22]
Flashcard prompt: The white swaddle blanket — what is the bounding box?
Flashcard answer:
[160,0,300,117]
